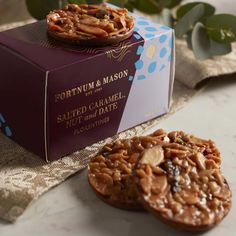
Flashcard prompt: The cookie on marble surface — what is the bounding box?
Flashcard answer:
[134,143,232,231]
[88,129,169,210]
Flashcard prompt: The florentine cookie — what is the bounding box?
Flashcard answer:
[134,143,232,231]
[88,129,169,210]
[167,131,221,167]
[47,4,134,46]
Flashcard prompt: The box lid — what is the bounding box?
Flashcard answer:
[0,14,173,71]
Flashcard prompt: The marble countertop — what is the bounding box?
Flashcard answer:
[0,76,235,236]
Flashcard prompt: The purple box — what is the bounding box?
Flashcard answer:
[0,15,175,161]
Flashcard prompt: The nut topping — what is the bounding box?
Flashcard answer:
[140,146,164,166]
[88,129,169,210]
[88,129,231,231]
[47,4,134,46]
[151,175,168,195]
[191,152,206,170]
[134,130,231,231]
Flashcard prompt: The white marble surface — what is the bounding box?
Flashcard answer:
[0,77,235,236]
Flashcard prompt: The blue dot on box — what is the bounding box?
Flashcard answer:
[160,64,166,71]
[128,76,134,81]
[136,45,144,55]
[160,48,167,58]
[148,62,157,73]
[5,126,12,137]
[138,21,149,26]
[161,25,170,30]
[159,35,167,43]
[0,113,5,123]
[137,75,146,80]
[133,27,139,32]
[145,34,155,39]
[168,54,172,62]
[145,27,158,32]
[135,60,144,70]
[134,34,141,40]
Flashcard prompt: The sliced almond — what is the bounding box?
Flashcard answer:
[140,146,164,167]
[191,152,206,170]
[135,169,146,178]
[79,17,100,26]
[181,189,199,205]
[209,181,221,195]
[77,23,109,37]
[140,176,152,194]
[199,169,215,178]
[214,170,225,186]
[152,166,165,175]
[205,159,218,169]
[151,175,168,195]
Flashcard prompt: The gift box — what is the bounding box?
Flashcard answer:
[0,12,175,161]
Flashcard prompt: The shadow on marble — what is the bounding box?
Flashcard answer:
[0,219,10,225]
[197,73,236,90]
[70,171,206,236]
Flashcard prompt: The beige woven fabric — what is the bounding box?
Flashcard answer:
[0,20,235,222]
[176,40,236,88]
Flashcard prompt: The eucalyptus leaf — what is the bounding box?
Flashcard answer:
[177,2,215,20]
[206,14,236,43]
[68,0,87,4]
[160,0,182,9]
[175,3,205,38]
[124,3,134,12]
[192,22,232,60]
[86,0,103,4]
[133,0,162,14]
[159,0,172,8]
[192,22,211,60]
[26,0,60,20]
[108,0,125,7]
[210,40,232,56]
[160,8,173,27]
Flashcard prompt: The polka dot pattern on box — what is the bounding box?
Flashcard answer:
[0,113,13,137]
[132,15,171,40]
[131,15,174,81]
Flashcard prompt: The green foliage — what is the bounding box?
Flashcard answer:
[206,14,236,43]
[176,2,215,20]
[175,4,205,38]
[174,3,236,59]
[133,0,162,14]
[25,0,60,20]
[160,0,182,9]
[108,0,125,7]
[68,0,87,4]
[25,0,236,60]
